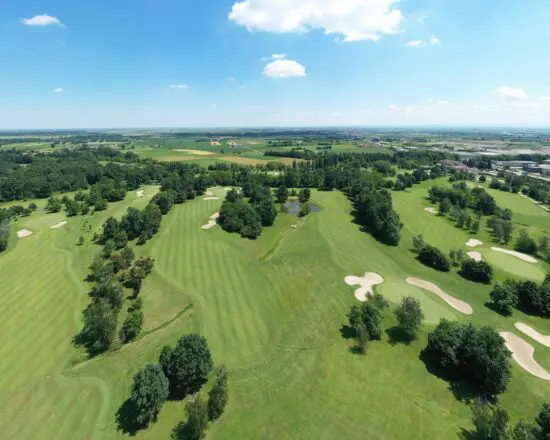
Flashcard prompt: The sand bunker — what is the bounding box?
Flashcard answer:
[466,239,483,248]
[515,323,550,348]
[467,251,483,262]
[424,207,436,214]
[500,332,550,380]
[17,229,33,238]
[50,221,68,229]
[203,197,219,201]
[224,187,232,191]
[345,272,385,302]
[136,190,144,197]
[205,190,214,196]
[201,213,220,230]
[491,247,537,263]
[406,278,473,315]
[173,149,215,156]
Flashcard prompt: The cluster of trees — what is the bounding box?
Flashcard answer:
[490,276,550,316]
[352,187,402,245]
[487,209,514,245]
[466,401,550,440]
[218,186,277,239]
[123,334,228,439]
[264,149,316,160]
[423,320,511,397]
[412,235,493,283]
[515,229,541,256]
[0,203,37,252]
[347,295,389,353]
[429,184,498,217]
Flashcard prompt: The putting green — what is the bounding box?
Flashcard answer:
[484,251,546,281]
[377,281,456,324]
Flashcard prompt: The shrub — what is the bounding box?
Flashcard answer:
[460,259,493,284]
[417,245,451,272]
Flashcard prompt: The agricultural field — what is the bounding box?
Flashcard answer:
[1,176,550,439]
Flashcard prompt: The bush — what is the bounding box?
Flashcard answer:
[490,282,518,316]
[417,245,451,272]
[120,309,144,343]
[516,229,538,255]
[172,397,208,440]
[460,259,493,284]
[208,366,229,421]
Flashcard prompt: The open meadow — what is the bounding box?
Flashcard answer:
[0,175,549,439]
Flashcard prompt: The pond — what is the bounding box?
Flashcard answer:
[284,200,320,217]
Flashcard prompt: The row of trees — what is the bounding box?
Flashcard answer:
[347,295,424,353]
[429,185,498,216]
[0,204,37,252]
[490,276,550,317]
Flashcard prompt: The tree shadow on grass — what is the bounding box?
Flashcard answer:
[386,326,413,346]
[116,398,144,436]
[483,301,511,317]
[419,350,479,403]
[458,427,478,440]
[339,324,356,340]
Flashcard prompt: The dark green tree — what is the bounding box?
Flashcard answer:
[172,398,208,440]
[460,259,493,284]
[160,334,213,397]
[120,309,144,343]
[490,282,519,316]
[516,230,538,255]
[418,244,451,272]
[77,299,118,356]
[130,364,169,426]
[471,402,510,440]
[276,185,289,204]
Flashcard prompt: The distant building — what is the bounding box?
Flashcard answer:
[494,160,537,169]
[541,164,550,176]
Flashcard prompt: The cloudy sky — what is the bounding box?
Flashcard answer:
[1,0,550,128]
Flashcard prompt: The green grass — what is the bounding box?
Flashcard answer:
[1,182,550,439]
[484,250,546,281]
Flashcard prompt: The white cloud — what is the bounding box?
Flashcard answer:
[229,0,404,42]
[429,35,440,46]
[497,86,529,101]
[406,35,439,48]
[169,84,188,89]
[52,88,64,93]
[388,105,400,111]
[263,59,306,78]
[272,53,287,59]
[427,98,451,106]
[538,96,550,102]
[21,14,63,27]
[331,112,342,116]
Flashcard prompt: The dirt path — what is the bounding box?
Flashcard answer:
[515,323,550,347]
[491,247,537,263]
[345,273,385,302]
[500,332,550,380]
[406,277,473,315]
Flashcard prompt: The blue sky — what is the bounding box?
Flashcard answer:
[1,0,550,128]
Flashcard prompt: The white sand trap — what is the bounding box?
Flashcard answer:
[201,212,220,230]
[50,221,68,229]
[515,323,550,348]
[466,239,483,248]
[201,220,217,230]
[136,190,144,197]
[500,332,550,380]
[203,197,219,201]
[491,247,537,263]
[224,187,232,191]
[467,251,483,262]
[205,190,214,196]
[17,229,33,238]
[345,272,385,302]
[424,207,436,214]
[406,278,473,315]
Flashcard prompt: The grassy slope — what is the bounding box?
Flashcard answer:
[1,181,550,439]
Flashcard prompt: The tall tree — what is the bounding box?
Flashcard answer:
[208,366,229,421]
[130,364,169,426]
[395,297,424,340]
